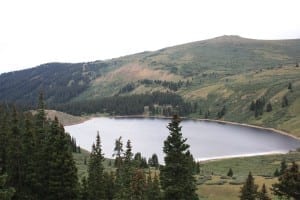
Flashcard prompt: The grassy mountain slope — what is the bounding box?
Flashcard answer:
[0,35,300,136]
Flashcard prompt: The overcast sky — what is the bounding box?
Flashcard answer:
[0,0,299,74]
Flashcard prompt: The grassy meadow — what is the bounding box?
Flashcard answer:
[74,148,300,199]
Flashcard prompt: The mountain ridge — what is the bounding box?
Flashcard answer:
[0,35,300,136]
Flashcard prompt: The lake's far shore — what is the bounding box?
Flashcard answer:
[196,151,288,163]
[65,114,299,162]
[62,113,300,141]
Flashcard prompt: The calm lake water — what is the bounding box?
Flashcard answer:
[65,117,300,162]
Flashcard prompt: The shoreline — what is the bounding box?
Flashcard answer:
[196,151,288,162]
[69,114,299,141]
[90,115,300,140]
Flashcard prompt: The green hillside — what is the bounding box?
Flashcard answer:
[0,35,300,136]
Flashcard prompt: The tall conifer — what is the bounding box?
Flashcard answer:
[115,140,134,199]
[7,107,24,199]
[257,184,271,200]
[239,172,258,200]
[47,117,78,200]
[22,116,38,199]
[160,115,198,200]
[87,132,105,200]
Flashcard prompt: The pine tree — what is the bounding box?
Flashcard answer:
[160,115,198,200]
[151,154,159,169]
[113,137,124,199]
[134,152,142,168]
[47,117,78,200]
[250,101,255,111]
[113,137,123,168]
[33,93,49,199]
[279,159,287,175]
[6,107,24,199]
[266,102,272,112]
[217,105,226,118]
[272,161,300,199]
[35,92,47,134]
[239,172,258,200]
[115,140,134,199]
[288,82,292,90]
[273,168,280,177]
[257,184,271,200]
[87,132,105,200]
[227,168,233,177]
[281,96,288,107]
[22,116,38,199]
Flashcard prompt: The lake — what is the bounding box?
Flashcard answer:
[65,117,300,162]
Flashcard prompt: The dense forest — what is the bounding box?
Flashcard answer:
[54,92,195,116]
[1,94,299,199]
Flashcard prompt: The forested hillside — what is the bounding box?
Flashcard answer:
[1,36,300,136]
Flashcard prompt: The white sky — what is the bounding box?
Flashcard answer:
[0,0,300,74]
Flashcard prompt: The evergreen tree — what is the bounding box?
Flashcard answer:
[273,168,280,177]
[160,115,198,200]
[140,157,148,168]
[257,184,271,200]
[272,161,300,199]
[288,82,292,90]
[33,93,49,199]
[87,132,105,200]
[279,159,287,175]
[282,96,288,107]
[35,92,47,133]
[227,168,233,177]
[113,137,123,168]
[239,172,258,200]
[47,117,78,200]
[22,116,38,200]
[133,152,143,168]
[6,107,24,199]
[217,105,226,118]
[113,137,124,199]
[151,154,159,169]
[250,101,255,111]
[115,140,134,199]
[266,102,272,112]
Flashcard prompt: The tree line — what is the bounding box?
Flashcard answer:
[54,92,195,116]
